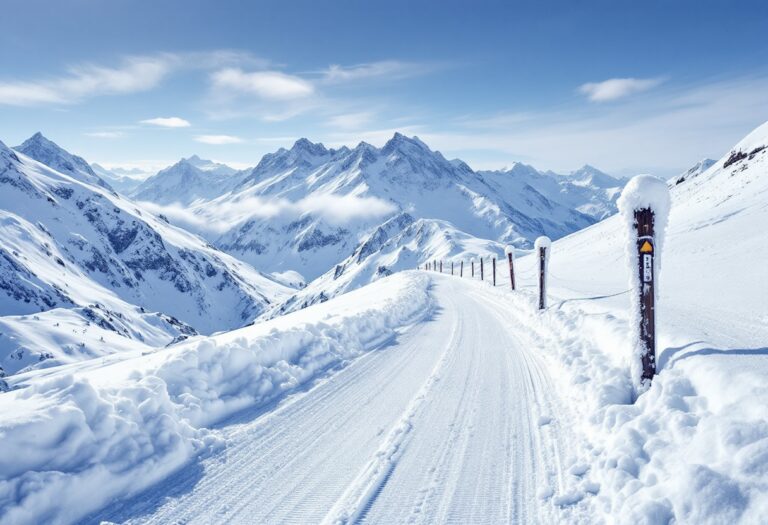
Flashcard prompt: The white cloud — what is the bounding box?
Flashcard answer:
[211,68,314,100]
[579,77,664,102]
[84,131,124,139]
[0,55,173,106]
[327,112,374,129]
[140,117,191,128]
[138,194,396,235]
[194,134,244,145]
[321,61,425,84]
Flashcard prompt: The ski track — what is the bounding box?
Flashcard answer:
[86,274,579,525]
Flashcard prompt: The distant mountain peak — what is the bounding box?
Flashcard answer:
[291,138,328,156]
[14,132,111,189]
[382,132,429,154]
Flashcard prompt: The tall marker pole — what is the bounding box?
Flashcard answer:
[480,258,484,281]
[460,261,464,277]
[505,245,515,290]
[618,175,670,393]
[451,262,454,275]
[471,259,475,278]
[534,236,551,310]
[492,257,496,286]
[440,260,443,273]
[635,207,656,385]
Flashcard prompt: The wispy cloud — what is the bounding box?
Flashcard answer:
[327,112,375,129]
[84,131,125,139]
[0,55,174,106]
[139,194,397,235]
[579,77,664,102]
[140,116,191,128]
[321,61,426,84]
[194,134,244,145]
[421,74,768,175]
[211,68,314,100]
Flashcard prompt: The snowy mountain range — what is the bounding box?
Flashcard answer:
[0,131,625,376]
[0,135,290,374]
[135,134,621,285]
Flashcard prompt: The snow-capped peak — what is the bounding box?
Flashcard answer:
[381,132,430,155]
[291,138,329,157]
[14,132,111,189]
[183,155,238,176]
[567,164,620,188]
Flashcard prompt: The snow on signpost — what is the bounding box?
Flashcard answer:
[617,175,671,393]
[534,236,551,310]
[504,245,516,290]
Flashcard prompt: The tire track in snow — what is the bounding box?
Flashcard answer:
[321,313,462,525]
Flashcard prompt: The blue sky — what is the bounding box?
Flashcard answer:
[1,0,767,177]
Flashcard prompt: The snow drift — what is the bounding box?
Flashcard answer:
[0,272,432,525]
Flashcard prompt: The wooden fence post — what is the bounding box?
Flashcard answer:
[505,245,515,290]
[451,262,454,275]
[493,257,496,286]
[534,236,551,310]
[440,260,443,273]
[460,260,464,277]
[480,258,484,281]
[471,259,475,277]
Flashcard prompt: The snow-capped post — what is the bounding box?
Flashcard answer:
[534,236,551,310]
[505,245,516,290]
[480,258,484,281]
[617,175,671,393]
[460,260,464,277]
[492,257,496,286]
[471,258,475,278]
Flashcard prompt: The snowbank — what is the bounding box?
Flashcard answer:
[0,272,433,525]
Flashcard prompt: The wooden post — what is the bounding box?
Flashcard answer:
[635,207,656,386]
[460,261,464,277]
[440,260,443,273]
[451,262,454,275]
[534,236,551,310]
[480,258,484,281]
[505,245,516,290]
[493,257,496,286]
[471,259,475,277]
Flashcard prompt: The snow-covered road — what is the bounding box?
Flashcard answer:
[86,275,578,525]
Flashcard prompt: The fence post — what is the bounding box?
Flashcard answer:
[480,258,484,281]
[460,260,464,277]
[471,259,475,278]
[451,262,454,275]
[505,245,515,290]
[617,175,670,392]
[493,257,496,286]
[440,260,443,273]
[534,236,551,310]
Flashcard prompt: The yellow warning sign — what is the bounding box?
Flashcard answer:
[640,240,653,253]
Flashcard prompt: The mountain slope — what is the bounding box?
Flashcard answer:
[15,133,112,190]
[131,156,244,205]
[0,138,290,339]
[268,213,506,317]
[480,162,624,221]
